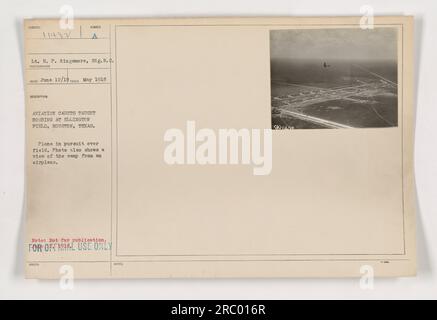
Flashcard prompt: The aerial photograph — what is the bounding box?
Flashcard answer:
[270,28,399,129]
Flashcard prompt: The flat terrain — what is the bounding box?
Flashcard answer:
[270,59,398,129]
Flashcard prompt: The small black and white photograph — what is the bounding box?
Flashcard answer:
[270,28,399,129]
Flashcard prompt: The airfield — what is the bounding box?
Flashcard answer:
[271,62,398,129]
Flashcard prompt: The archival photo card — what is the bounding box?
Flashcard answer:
[23,17,415,279]
[270,28,398,130]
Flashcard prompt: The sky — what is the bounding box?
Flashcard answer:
[270,27,398,61]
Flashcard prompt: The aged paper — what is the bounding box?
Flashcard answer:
[24,16,416,278]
